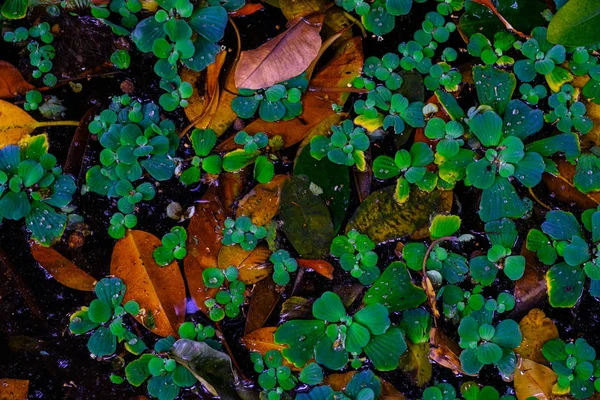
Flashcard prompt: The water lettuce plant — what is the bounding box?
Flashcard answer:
[310,120,370,170]
[297,369,382,400]
[153,226,187,266]
[222,131,276,183]
[221,216,266,251]
[330,229,379,285]
[178,128,222,186]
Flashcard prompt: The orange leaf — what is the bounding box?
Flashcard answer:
[0,378,29,400]
[110,230,186,337]
[234,14,324,90]
[217,245,272,285]
[245,277,281,334]
[296,258,334,280]
[515,309,559,365]
[218,169,251,214]
[0,61,34,99]
[30,242,96,291]
[229,3,263,17]
[514,358,557,400]
[241,326,287,354]
[237,174,289,226]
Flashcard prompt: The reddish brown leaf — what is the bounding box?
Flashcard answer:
[296,258,334,280]
[110,230,186,337]
[218,169,251,214]
[0,61,34,99]
[245,277,281,334]
[543,161,600,210]
[235,14,324,90]
[30,242,96,291]
[0,378,29,400]
[64,106,97,177]
[183,255,218,316]
[514,247,548,314]
[229,3,264,17]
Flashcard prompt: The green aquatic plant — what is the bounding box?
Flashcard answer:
[274,291,405,371]
[440,285,515,323]
[69,277,146,357]
[178,128,222,186]
[153,226,187,266]
[330,229,379,285]
[310,120,370,170]
[110,49,131,69]
[204,276,245,322]
[467,32,516,66]
[545,84,592,135]
[0,135,76,246]
[514,27,566,84]
[222,131,275,184]
[269,249,298,286]
[221,216,266,251]
[296,369,382,400]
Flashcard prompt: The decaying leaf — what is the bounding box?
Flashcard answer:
[245,277,281,334]
[235,14,324,90]
[514,358,557,400]
[217,245,272,285]
[218,169,251,214]
[30,242,96,291]
[325,371,405,399]
[296,258,334,280]
[0,378,29,400]
[279,0,329,19]
[429,327,475,376]
[399,342,433,387]
[184,255,218,317]
[0,61,34,98]
[515,309,559,365]
[110,230,186,337]
[514,247,548,314]
[237,175,289,226]
[241,327,288,354]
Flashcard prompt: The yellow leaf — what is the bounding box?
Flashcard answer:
[237,174,289,226]
[545,66,573,93]
[515,309,559,365]
[354,114,384,132]
[217,245,272,284]
[514,358,557,400]
[399,342,433,387]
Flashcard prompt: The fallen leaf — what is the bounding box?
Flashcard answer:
[429,327,475,376]
[235,14,324,90]
[296,258,334,280]
[280,0,329,19]
[217,245,272,285]
[229,2,264,17]
[543,161,600,210]
[245,277,281,334]
[353,149,372,203]
[241,327,287,354]
[325,371,405,399]
[0,378,29,400]
[0,61,34,98]
[514,358,557,400]
[515,309,559,365]
[280,296,312,320]
[184,255,218,317]
[30,242,96,291]
[399,342,433,387]
[347,186,453,244]
[110,230,186,337]
[237,174,289,226]
[64,106,97,177]
[218,169,251,214]
[514,247,548,315]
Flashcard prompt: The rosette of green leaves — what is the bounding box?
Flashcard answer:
[91,0,142,30]
[460,381,516,400]
[514,27,566,83]
[399,308,431,344]
[26,40,57,86]
[179,128,222,186]
[424,62,462,92]
[415,11,456,46]
[403,215,469,284]
[274,291,406,371]
[24,90,43,111]
[69,277,146,357]
[359,0,428,36]
[204,277,245,321]
[470,219,525,285]
[397,40,434,73]
[542,338,600,399]
[296,370,382,400]
[362,53,403,90]
[178,322,221,349]
[108,213,138,239]
[330,229,379,285]
[111,49,131,69]
[458,309,522,377]
[422,383,458,400]
[153,226,187,266]
[372,142,436,204]
[425,118,464,158]
[0,135,76,246]
[113,180,156,214]
[222,131,275,184]
[202,265,239,289]
[221,216,266,250]
[310,120,370,170]
[519,83,548,105]
[354,88,425,134]
[270,249,298,286]
[467,32,516,66]
[440,284,515,323]
[545,84,593,134]
[526,209,600,307]
[435,0,464,15]
[232,74,307,122]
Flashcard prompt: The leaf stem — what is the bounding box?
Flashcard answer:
[35,120,80,128]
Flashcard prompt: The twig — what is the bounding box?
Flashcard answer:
[528,187,552,210]
[308,86,370,94]
[341,10,367,37]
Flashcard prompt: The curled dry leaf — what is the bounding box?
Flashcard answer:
[514,358,557,400]
[237,174,289,226]
[429,327,475,376]
[0,61,34,98]
[515,309,559,365]
[325,371,406,399]
[245,277,281,334]
[296,258,334,280]
[217,245,272,285]
[0,378,29,400]
[514,247,548,314]
[30,242,96,291]
[110,230,186,337]
[234,14,324,90]
[543,160,600,210]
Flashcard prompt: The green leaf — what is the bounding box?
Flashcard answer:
[279,176,334,258]
[314,335,348,370]
[131,17,166,53]
[354,303,391,335]
[191,129,217,157]
[470,255,499,286]
[477,342,503,364]
[125,354,153,386]
[95,277,126,309]
[372,155,401,179]
[542,210,582,241]
[492,319,522,349]
[547,0,600,46]
[363,327,406,371]
[546,262,585,307]
[479,177,529,222]
[299,363,323,385]
[88,299,113,323]
[429,215,461,239]
[189,6,227,42]
[69,309,99,334]
[473,65,516,116]
[172,364,197,387]
[275,320,326,368]
[26,202,67,246]
[459,347,484,375]
[1,0,27,19]
[542,338,567,363]
[222,149,258,172]
[363,262,426,312]
[312,291,346,322]
[254,155,274,183]
[87,326,117,357]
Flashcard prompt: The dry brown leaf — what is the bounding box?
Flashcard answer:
[353,149,372,203]
[399,341,433,387]
[217,245,272,284]
[110,230,186,337]
[245,277,281,334]
[237,175,289,225]
[296,258,334,280]
[514,358,557,400]
[544,161,600,210]
[0,61,34,99]
[429,327,475,376]
[64,106,97,177]
[218,169,250,214]
[325,371,405,399]
[514,247,548,314]
[30,242,96,291]
[0,378,29,400]
[235,14,324,90]
[515,309,559,365]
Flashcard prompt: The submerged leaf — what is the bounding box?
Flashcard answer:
[30,243,97,291]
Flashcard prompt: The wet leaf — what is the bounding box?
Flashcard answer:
[363,262,426,312]
[235,14,324,90]
[296,258,334,280]
[245,277,280,334]
[30,242,96,291]
[294,145,350,233]
[0,61,34,98]
[514,247,548,315]
[279,175,334,258]
[0,378,29,400]
[229,3,264,17]
[170,339,246,400]
[237,175,289,226]
[543,161,600,210]
[429,328,475,376]
[110,230,186,337]
[347,185,452,244]
[547,0,600,47]
[514,358,557,400]
[353,149,372,203]
[280,0,329,19]
[280,296,312,320]
[217,245,272,284]
[399,342,433,387]
[324,371,406,399]
[241,327,288,354]
[515,309,559,365]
